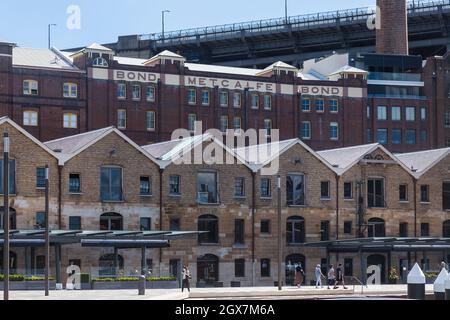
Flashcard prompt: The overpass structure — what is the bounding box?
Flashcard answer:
[97,0,450,68]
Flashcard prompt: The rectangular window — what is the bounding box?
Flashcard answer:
[421,223,430,237]
[443,182,450,210]
[140,176,151,195]
[251,94,259,109]
[23,111,38,126]
[399,222,408,237]
[234,178,245,197]
[399,184,408,202]
[287,175,305,206]
[131,84,141,100]
[69,174,81,193]
[188,114,197,132]
[201,90,209,105]
[377,106,387,120]
[344,182,353,199]
[261,259,271,277]
[235,259,245,278]
[0,160,16,195]
[197,172,218,204]
[63,83,78,98]
[420,185,429,203]
[264,95,272,110]
[344,221,352,234]
[344,258,353,277]
[330,122,339,140]
[219,91,229,107]
[69,216,81,230]
[261,220,271,234]
[316,99,324,112]
[420,107,427,121]
[36,212,46,229]
[146,86,155,102]
[405,107,416,121]
[406,129,416,145]
[117,109,126,129]
[233,117,241,132]
[233,92,241,108]
[264,119,272,136]
[235,219,245,244]
[321,221,330,241]
[329,99,338,113]
[321,181,331,199]
[391,106,401,121]
[261,178,271,198]
[23,80,38,95]
[367,105,371,119]
[170,218,180,231]
[140,217,152,231]
[219,116,228,133]
[63,113,78,129]
[36,167,46,188]
[392,129,402,145]
[117,83,126,99]
[187,89,196,104]
[100,167,123,202]
[367,129,372,143]
[377,129,388,145]
[169,175,180,195]
[146,111,155,131]
[420,130,427,143]
[302,98,311,112]
[368,178,385,208]
[301,121,311,140]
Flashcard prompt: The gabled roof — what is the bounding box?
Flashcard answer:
[185,63,261,76]
[328,65,367,76]
[45,127,158,165]
[396,148,450,178]
[318,143,412,176]
[265,61,298,70]
[86,43,113,52]
[235,138,337,174]
[0,117,59,160]
[13,47,80,71]
[143,50,186,65]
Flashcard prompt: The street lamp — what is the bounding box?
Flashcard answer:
[3,132,9,301]
[161,10,170,43]
[48,24,57,50]
[277,175,282,291]
[284,0,288,24]
[44,165,50,296]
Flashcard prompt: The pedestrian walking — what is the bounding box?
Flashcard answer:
[315,264,325,289]
[333,263,348,290]
[181,265,191,293]
[295,263,304,288]
[327,264,335,289]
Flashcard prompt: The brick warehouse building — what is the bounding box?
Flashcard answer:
[1,116,450,287]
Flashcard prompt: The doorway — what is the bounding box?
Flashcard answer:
[285,254,306,286]
[367,254,386,284]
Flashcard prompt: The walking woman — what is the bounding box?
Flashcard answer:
[182,265,191,293]
[295,263,305,288]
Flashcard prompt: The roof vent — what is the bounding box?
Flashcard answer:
[332,164,339,168]
[53,149,63,153]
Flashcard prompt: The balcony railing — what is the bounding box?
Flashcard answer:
[368,72,422,82]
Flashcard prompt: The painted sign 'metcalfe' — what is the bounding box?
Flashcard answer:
[185,76,275,93]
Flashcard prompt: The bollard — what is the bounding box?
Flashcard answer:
[407,263,426,300]
[433,269,448,300]
[138,275,146,296]
[445,272,450,300]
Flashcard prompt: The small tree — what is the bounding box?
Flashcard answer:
[389,266,400,282]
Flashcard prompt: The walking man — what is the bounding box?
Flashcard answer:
[327,264,335,290]
[315,264,325,289]
[181,265,191,293]
[333,263,348,290]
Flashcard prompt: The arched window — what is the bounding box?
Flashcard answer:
[198,215,218,244]
[0,208,16,229]
[443,220,450,238]
[23,80,38,95]
[99,254,124,277]
[23,110,38,126]
[100,213,123,231]
[92,57,108,67]
[368,218,386,237]
[197,254,219,285]
[286,216,305,244]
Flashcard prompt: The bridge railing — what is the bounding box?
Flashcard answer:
[142,0,450,45]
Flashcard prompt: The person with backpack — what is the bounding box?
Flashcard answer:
[333,263,348,290]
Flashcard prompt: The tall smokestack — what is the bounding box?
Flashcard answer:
[376,0,409,55]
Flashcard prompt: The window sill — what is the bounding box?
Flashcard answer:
[260,234,272,238]
[260,197,273,200]
[36,187,46,190]
[197,203,221,206]
[140,194,153,198]
[169,194,182,198]
[302,110,311,113]
[147,99,156,103]
[420,202,431,205]
[132,98,141,101]
[147,129,156,132]
[399,201,410,204]
[68,193,83,196]
[63,96,78,99]
[234,196,247,200]
[288,205,307,208]
[199,243,220,247]
[344,199,354,202]
[117,97,126,100]
[287,243,306,247]
[233,244,248,249]
[101,200,125,203]
[320,198,332,201]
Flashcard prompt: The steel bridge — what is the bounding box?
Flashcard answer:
[96,0,450,67]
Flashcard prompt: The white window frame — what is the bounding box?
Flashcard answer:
[146,111,155,131]
[117,83,127,100]
[329,99,339,113]
[420,107,427,121]
[264,95,272,110]
[132,84,141,101]
[219,91,229,107]
[301,121,311,140]
[316,99,325,113]
[201,90,210,106]
[63,113,78,129]
[264,119,272,137]
[147,85,156,102]
[23,110,38,127]
[391,106,401,121]
[233,117,241,132]
[188,114,197,132]
[219,116,228,133]
[377,106,387,120]
[251,94,259,109]
[330,122,339,141]
[23,80,38,95]
[405,107,416,122]
[117,109,127,129]
[233,92,241,108]
[63,83,78,98]
[187,88,196,104]
[302,98,311,112]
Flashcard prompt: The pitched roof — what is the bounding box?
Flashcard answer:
[185,63,261,76]
[13,47,80,71]
[265,61,298,70]
[45,127,158,165]
[396,148,450,178]
[328,65,367,76]
[86,43,113,52]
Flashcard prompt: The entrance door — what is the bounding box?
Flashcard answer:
[367,254,386,284]
[197,255,219,287]
[285,254,306,286]
[169,259,181,287]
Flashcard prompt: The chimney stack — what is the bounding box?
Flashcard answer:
[376,0,409,55]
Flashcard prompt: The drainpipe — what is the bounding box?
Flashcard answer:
[335,174,340,240]
[159,168,164,269]
[58,164,63,229]
[413,178,418,238]
[432,66,438,148]
[251,171,256,287]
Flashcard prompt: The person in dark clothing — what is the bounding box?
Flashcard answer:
[333,263,348,290]
[295,264,305,288]
[181,265,191,293]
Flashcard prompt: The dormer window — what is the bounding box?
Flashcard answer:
[92,57,108,67]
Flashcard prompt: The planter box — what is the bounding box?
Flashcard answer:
[0,281,56,291]
[91,281,139,290]
[147,281,179,289]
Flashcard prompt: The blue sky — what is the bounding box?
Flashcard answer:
[1,0,373,49]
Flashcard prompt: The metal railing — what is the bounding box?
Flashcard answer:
[350,276,368,295]
[142,0,450,44]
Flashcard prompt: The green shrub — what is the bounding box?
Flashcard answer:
[24,276,55,281]
[92,276,176,282]
[80,273,90,284]
[424,272,438,279]
[0,274,25,282]
[147,277,177,282]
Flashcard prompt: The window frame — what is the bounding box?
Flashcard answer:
[69,173,81,194]
[63,113,78,129]
[251,93,259,109]
[131,84,141,101]
[330,122,339,141]
[188,114,197,132]
[264,94,272,110]
[140,176,152,196]
[329,99,339,113]
[146,85,156,102]
[399,184,408,202]
[219,91,229,107]
[117,83,127,100]
[23,80,38,95]
[301,98,311,112]
[320,181,331,200]
[63,82,78,98]
[234,177,245,198]
[187,88,197,105]
[117,109,127,129]
[405,106,416,122]
[169,175,181,196]
[23,110,38,127]
[201,89,210,106]
[316,98,325,113]
[261,178,272,198]
[377,106,387,121]
[233,92,241,108]
[100,166,124,202]
[344,182,353,200]
[391,106,402,121]
[301,121,311,140]
[146,111,156,132]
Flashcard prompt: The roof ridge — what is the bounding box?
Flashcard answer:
[45,127,114,144]
[318,143,379,153]
[396,147,450,157]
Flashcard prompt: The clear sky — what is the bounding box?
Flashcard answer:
[1,0,374,49]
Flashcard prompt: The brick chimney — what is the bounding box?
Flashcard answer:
[376,0,409,55]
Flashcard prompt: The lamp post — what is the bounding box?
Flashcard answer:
[44,165,50,296]
[3,132,9,301]
[48,24,57,49]
[284,0,288,24]
[161,10,170,43]
[277,175,282,291]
